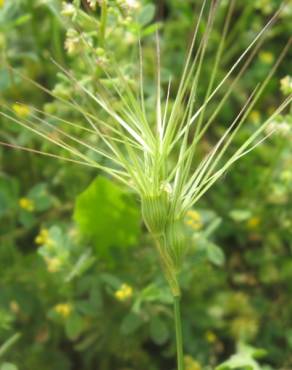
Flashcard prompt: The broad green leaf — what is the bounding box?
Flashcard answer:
[137,4,156,26]
[207,243,225,266]
[149,316,169,345]
[74,176,140,255]
[65,312,85,340]
[18,209,36,228]
[100,273,122,289]
[120,312,143,335]
[133,284,172,313]
[28,183,54,212]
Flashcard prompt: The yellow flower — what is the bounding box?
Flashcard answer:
[280,76,292,95]
[0,0,4,8]
[12,103,31,118]
[114,284,133,301]
[9,301,20,314]
[61,2,76,17]
[88,0,97,10]
[185,210,203,230]
[35,229,50,245]
[247,217,261,229]
[184,355,202,370]
[45,257,62,273]
[205,330,217,343]
[64,29,80,55]
[19,197,35,212]
[259,51,274,64]
[54,303,72,318]
[249,110,261,124]
[230,316,258,340]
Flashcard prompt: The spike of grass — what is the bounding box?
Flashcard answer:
[1,3,291,369]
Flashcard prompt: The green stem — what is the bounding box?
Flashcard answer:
[99,0,108,48]
[0,332,21,357]
[174,295,184,370]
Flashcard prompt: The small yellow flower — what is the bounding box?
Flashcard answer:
[114,283,133,301]
[259,51,274,64]
[88,0,97,10]
[118,0,140,10]
[0,0,4,8]
[249,110,261,124]
[185,210,203,230]
[45,257,62,273]
[184,355,202,370]
[35,229,50,245]
[54,303,72,318]
[205,330,217,343]
[12,103,31,118]
[19,197,35,212]
[9,301,20,314]
[65,29,80,55]
[247,217,261,229]
[280,76,292,95]
[61,2,76,17]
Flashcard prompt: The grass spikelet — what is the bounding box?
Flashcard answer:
[0,3,291,368]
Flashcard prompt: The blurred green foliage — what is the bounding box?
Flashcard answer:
[0,1,291,370]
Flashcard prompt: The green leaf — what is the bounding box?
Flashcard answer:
[216,343,266,370]
[0,363,18,370]
[100,273,122,289]
[65,313,85,340]
[0,176,18,217]
[89,284,103,311]
[216,354,258,370]
[149,316,169,345]
[28,183,54,212]
[18,209,36,228]
[120,312,143,335]
[207,243,225,266]
[133,284,172,313]
[74,176,140,255]
[65,250,96,282]
[137,4,156,26]
[229,209,252,222]
[286,329,292,349]
[142,22,160,36]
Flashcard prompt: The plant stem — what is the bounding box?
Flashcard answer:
[0,332,21,357]
[174,295,184,370]
[99,0,108,48]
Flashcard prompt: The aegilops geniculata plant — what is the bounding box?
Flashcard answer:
[1,1,291,369]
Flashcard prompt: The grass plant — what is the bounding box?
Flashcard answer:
[0,1,291,368]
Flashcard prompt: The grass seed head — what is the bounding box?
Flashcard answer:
[141,191,170,236]
[1,2,291,293]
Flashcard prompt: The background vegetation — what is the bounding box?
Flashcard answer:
[0,1,291,369]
